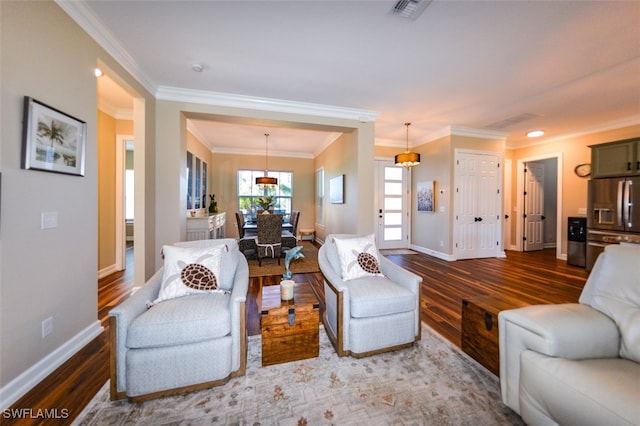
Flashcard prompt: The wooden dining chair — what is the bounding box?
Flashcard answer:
[256,214,282,266]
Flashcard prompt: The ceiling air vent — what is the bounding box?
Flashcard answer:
[392,0,432,19]
[485,113,542,130]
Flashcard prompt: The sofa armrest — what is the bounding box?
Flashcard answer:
[379,255,422,295]
[108,268,164,398]
[229,250,249,372]
[498,303,620,414]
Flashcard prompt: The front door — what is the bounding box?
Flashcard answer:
[375,160,408,250]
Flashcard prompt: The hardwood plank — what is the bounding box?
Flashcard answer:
[3,246,587,424]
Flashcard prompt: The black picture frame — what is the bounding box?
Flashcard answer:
[22,96,86,176]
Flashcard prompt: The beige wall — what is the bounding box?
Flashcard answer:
[98,110,117,270]
[97,112,134,272]
[508,124,640,255]
[314,131,361,241]
[0,0,156,400]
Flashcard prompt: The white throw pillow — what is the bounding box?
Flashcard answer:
[333,234,384,281]
[153,244,228,305]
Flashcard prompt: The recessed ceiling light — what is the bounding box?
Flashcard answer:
[191,64,204,72]
[94,68,103,77]
[527,130,544,138]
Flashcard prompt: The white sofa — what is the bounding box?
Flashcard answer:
[499,244,640,425]
[109,238,249,401]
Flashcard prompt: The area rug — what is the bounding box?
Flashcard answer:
[73,323,523,425]
[248,241,319,278]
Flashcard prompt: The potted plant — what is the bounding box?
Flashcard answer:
[256,196,274,213]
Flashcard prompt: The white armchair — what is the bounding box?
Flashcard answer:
[318,234,422,357]
[109,238,249,401]
[499,244,640,425]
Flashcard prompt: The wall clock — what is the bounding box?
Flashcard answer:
[574,163,591,178]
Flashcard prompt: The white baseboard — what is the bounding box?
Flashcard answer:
[0,320,104,411]
[98,264,119,279]
[410,244,457,261]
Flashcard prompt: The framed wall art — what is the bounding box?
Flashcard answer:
[22,96,86,176]
[417,181,435,212]
[329,174,344,204]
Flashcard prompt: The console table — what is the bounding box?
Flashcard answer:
[186,212,226,241]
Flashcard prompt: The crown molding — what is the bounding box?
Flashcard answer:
[449,125,508,140]
[210,147,315,160]
[55,0,157,95]
[98,100,133,121]
[156,86,379,123]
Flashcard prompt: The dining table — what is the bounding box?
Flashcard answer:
[242,222,293,237]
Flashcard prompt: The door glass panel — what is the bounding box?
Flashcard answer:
[385,182,402,195]
[385,198,402,210]
[385,167,403,181]
[385,212,402,225]
[384,227,402,241]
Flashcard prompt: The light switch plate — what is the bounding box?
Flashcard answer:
[41,211,58,229]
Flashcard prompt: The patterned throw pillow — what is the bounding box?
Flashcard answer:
[152,244,228,305]
[333,234,384,281]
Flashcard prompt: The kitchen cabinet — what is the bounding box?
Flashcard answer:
[591,138,640,178]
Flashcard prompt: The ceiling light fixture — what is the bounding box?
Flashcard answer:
[256,133,278,186]
[94,68,103,78]
[527,130,545,138]
[395,122,421,168]
[191,64,203,72]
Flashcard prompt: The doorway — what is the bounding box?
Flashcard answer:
[115,135,134,271]
[375,160,409,250]
[97,66,147,289]
[516,153,562,259]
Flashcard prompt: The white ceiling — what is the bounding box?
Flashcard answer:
[87,0,640,155]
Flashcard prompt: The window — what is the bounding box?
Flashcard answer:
[238,170,293,222]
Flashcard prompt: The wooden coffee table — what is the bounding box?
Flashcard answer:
[260,282,320,366]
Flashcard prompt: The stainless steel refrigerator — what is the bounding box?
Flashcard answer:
[587,176,640,270]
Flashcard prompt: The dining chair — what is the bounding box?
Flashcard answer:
[235,211,245,238]
[256,214,282,266]
[289,210,300,238]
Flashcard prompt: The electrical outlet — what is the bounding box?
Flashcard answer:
[41,317,53,338]
[578,207,587,215]
[440,240,444,247]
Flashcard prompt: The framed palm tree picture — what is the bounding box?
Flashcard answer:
[22,96,86,176]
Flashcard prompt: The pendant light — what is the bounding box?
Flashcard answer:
[256,133,278,186]
[395,122,421,168]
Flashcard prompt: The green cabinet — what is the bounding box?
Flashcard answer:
[591,138,640,178]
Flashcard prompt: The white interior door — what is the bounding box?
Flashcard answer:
[524,162,545,251]
[375,161,408,250]
[454,152,501,259]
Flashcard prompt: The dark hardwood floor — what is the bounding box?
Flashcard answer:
[4,246,588,425]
